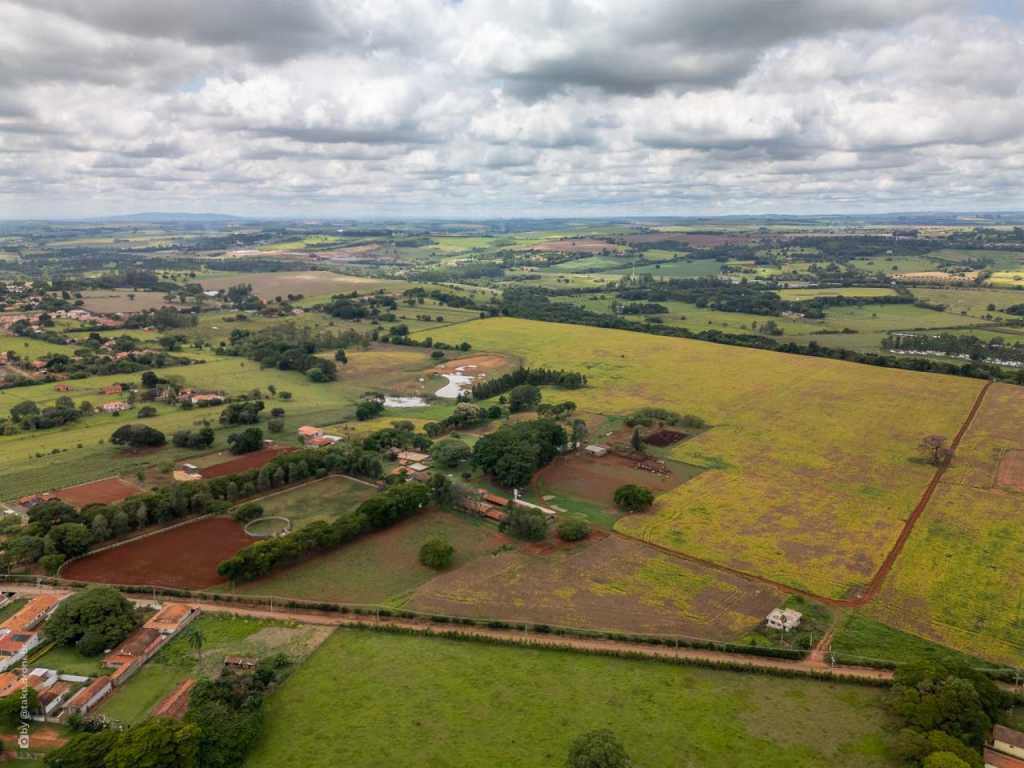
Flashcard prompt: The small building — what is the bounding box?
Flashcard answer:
[4,594,64,634]
[584,444,608,457]
[297,425,324,443]
[143,604,198,636]
[986,748,1024,768]
[994,726,1024,761]
[64,676,112,717]
[765,608,803,632]
[38,681,72,716]
[54,383,72,392]
[101,384,123,395]
[307,436,335,448]
[102,401,130,413]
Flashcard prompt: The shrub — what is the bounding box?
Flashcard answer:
[500,505,548,541]
[556,516,591,542]
[566,729,631,768]
[40,554,66,575]
[233,503,264,523]
[419,537,454,569]
[613,484,655,512]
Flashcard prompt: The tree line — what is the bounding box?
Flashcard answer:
[470,366,587,401]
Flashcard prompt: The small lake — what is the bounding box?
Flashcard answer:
[382,396,428,408]
[435,373,473,399]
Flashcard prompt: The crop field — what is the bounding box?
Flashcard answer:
[911,286,1024,318]
[221,509,506,605]
[99,614,330,724]
[52,476,143,507]
[62,516,253,589]
[248,475,378,531]
[0,335,78,361]
[777,287,900,301]
[76,289,172,313]
[410,533,782,638]
[196,271,403,300]
[988,270,1024,288]
[247,630,896,768]
[868,383,1024,665]
[426,318,981,598]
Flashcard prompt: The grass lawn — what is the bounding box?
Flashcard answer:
[251,475,378,531]
[247,629,897,768]
[0,598,26,623]
[831,613,992,669]
[220,509,505,606]
[31,644,108,677]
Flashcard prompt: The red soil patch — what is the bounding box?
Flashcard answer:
[53,477,142,508]
[152,677,196,719]
[644,429,687,447]
[62,517,253,590]
[996,449,1024,492]
[529,238,616,254]
[434,353,510,374]
[199,446,294,479]
[533,452,688,507]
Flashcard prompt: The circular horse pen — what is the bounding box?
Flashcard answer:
[244,516,292,538]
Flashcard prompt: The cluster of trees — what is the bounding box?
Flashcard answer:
[470,366,587,401]
[424,402,502,437]
[227,427,263,455]
[123,306,198,330]
[500,504,549,541]
[220,400,264,425]
[885,333,1024,365]
[613,484,655,512]
[624,408,706,430]
[473,419,567,487]
[361,420,432,453]
[887,663,1011,768]
[322,292,396,320]
[218,482,430,582]
[172,426,215,449]
[221,323,350,382]
[43,587,139,657]
[3,397,83,433]
[110,423,167,449]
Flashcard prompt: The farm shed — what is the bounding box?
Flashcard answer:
[584,444,609,457]
[64,676,112,717]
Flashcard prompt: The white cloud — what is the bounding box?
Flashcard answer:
[0,0,1021,217]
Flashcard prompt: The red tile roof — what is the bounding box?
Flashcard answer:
[986,748,1024,768]
[996,726,1024,751]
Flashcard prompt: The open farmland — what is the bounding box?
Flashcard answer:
[868,383,1024,665]
[425,318,982,599]
[247,630,896,768]
[409,533,782,638]
[196,271,403,300]
[62,516,253,589]
[76,289,173,313]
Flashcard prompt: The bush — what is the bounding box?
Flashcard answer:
[136,405,158,418]
[233,503,264,523]
[39,553,66,575]
[566,729,631,768]
[500,505,548,541]
[556,516,591,542]
[613,484,655,512]
[419,537,454,569]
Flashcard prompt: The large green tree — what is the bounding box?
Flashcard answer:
[566,730,631,768]
[105,718,200,768]
[43,587,139,657]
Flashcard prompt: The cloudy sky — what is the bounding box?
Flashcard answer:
[1,0,1022,218]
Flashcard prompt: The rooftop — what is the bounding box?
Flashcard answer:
[995,726,1024,751]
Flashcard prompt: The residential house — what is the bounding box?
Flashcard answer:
[765,608,803,632]
[397,451,431,465]
[102,401,130,413]
[105,627,164,686]
[993,727,1024,762]
[143,603,197,636]
[297,425,324,444]
[101,384,123,395]
[54,383,72,392]
[38,681,72,716]
[986,749,1024,768]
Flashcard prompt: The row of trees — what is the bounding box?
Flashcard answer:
[470,366,587,401]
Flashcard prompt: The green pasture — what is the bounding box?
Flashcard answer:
[247,630,896,768]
